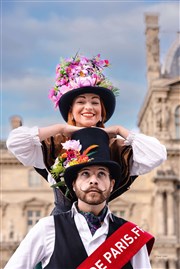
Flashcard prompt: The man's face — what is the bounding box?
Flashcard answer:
[72,165,115,205]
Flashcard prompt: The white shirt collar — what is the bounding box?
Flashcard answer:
[71,202,114,222]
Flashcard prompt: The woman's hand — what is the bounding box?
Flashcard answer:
[38,124,83,141]
[61,124,83,137]
[103,125,130,139]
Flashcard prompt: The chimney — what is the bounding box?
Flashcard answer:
[10,116,22,129]
[144,13,160,88]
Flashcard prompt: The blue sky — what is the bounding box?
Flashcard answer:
[1,0,179,140]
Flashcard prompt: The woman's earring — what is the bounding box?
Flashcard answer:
[99,117,102,122]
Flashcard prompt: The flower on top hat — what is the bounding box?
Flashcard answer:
[48,53,119,108]
[50,139,98,183]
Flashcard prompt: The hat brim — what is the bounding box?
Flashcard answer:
[64,160,121,200]
[58,86,116,123]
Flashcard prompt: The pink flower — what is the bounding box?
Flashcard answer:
[48,88,56,99]
[54,91,62,108]
[79,56,88,65]
[56,64,61,74]
[104,59,109,66]
[60,85,71,95]
[62,140,82,151]
[75,76,96,87]
[67,150,78,161]
[56,77,68,87]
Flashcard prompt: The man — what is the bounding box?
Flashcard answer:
[4,128,155,269]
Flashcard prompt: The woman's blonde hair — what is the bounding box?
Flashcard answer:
[67,99,106,128]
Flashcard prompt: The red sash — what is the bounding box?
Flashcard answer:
[77,221,154,269]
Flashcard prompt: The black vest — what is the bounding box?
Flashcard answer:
[45,211,133,269]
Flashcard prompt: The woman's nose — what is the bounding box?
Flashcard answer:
[84,102,93,110]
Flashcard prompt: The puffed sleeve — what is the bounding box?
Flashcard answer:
[131,245,151,269]
[6,126,45,168]
[3,216,55,269]
[124,132,167,175]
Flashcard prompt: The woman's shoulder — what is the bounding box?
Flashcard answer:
[41,134,67,169]
[42,133,66,145]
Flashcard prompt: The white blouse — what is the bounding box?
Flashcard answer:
[6,126,167,184]
[4,204,152,269]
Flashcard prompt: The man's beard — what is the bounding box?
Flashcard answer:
[75,186,112,205]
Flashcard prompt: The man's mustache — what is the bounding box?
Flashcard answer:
[80,186,107,193]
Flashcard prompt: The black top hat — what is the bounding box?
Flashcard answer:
[58,86,116,123]
[63,127,121,200]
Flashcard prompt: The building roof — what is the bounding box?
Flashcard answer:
[162,32,180,78]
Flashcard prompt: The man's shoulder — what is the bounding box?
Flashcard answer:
[53,210,72,220]
[27,215,55,236]
[38,215,54,226]
[40,211,72,224]
[111,214,128,226]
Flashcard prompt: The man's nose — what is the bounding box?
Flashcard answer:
[89,174,98,185]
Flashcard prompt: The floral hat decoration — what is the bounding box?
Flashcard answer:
[50,139,98,191]
[48,53,119,122]
[50,127,122,200]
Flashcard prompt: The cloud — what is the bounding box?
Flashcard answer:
[2,2,179,68]
[1,1,179,140]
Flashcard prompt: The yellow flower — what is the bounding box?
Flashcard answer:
[68,160,79,166]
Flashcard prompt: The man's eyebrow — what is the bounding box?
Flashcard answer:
[98,168,106,171]
[79,168,90,172]
[79,167,108,172]
[97,166,109,170]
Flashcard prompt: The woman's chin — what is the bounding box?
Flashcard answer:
[84,123,97,127]
[79,120,98,127]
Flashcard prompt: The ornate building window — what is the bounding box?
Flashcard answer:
[163,192,168,235]
[21,198,52,232]
[175,106,180,139]
[28,169,42,187]
[111,210,126,218]
[27,210,41,231]
[119,210,125,217]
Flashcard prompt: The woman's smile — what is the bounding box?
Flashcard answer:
[81,112,95,118]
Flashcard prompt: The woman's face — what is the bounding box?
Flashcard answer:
[71,93,102,127]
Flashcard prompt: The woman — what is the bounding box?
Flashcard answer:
[7,53,167,211]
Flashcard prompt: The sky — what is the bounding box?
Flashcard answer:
[1,0,179,140]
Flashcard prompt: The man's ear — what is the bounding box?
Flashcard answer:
[110,179,115,192]
[72,181,75,192]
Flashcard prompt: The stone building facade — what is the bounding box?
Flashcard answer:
[0,117,54,268]
[110,14,180,269]
[139,14,180,269]
[1,13,180,269]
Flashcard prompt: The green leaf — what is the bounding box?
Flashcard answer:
[87,150,97,157]
[51,181,65,188]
